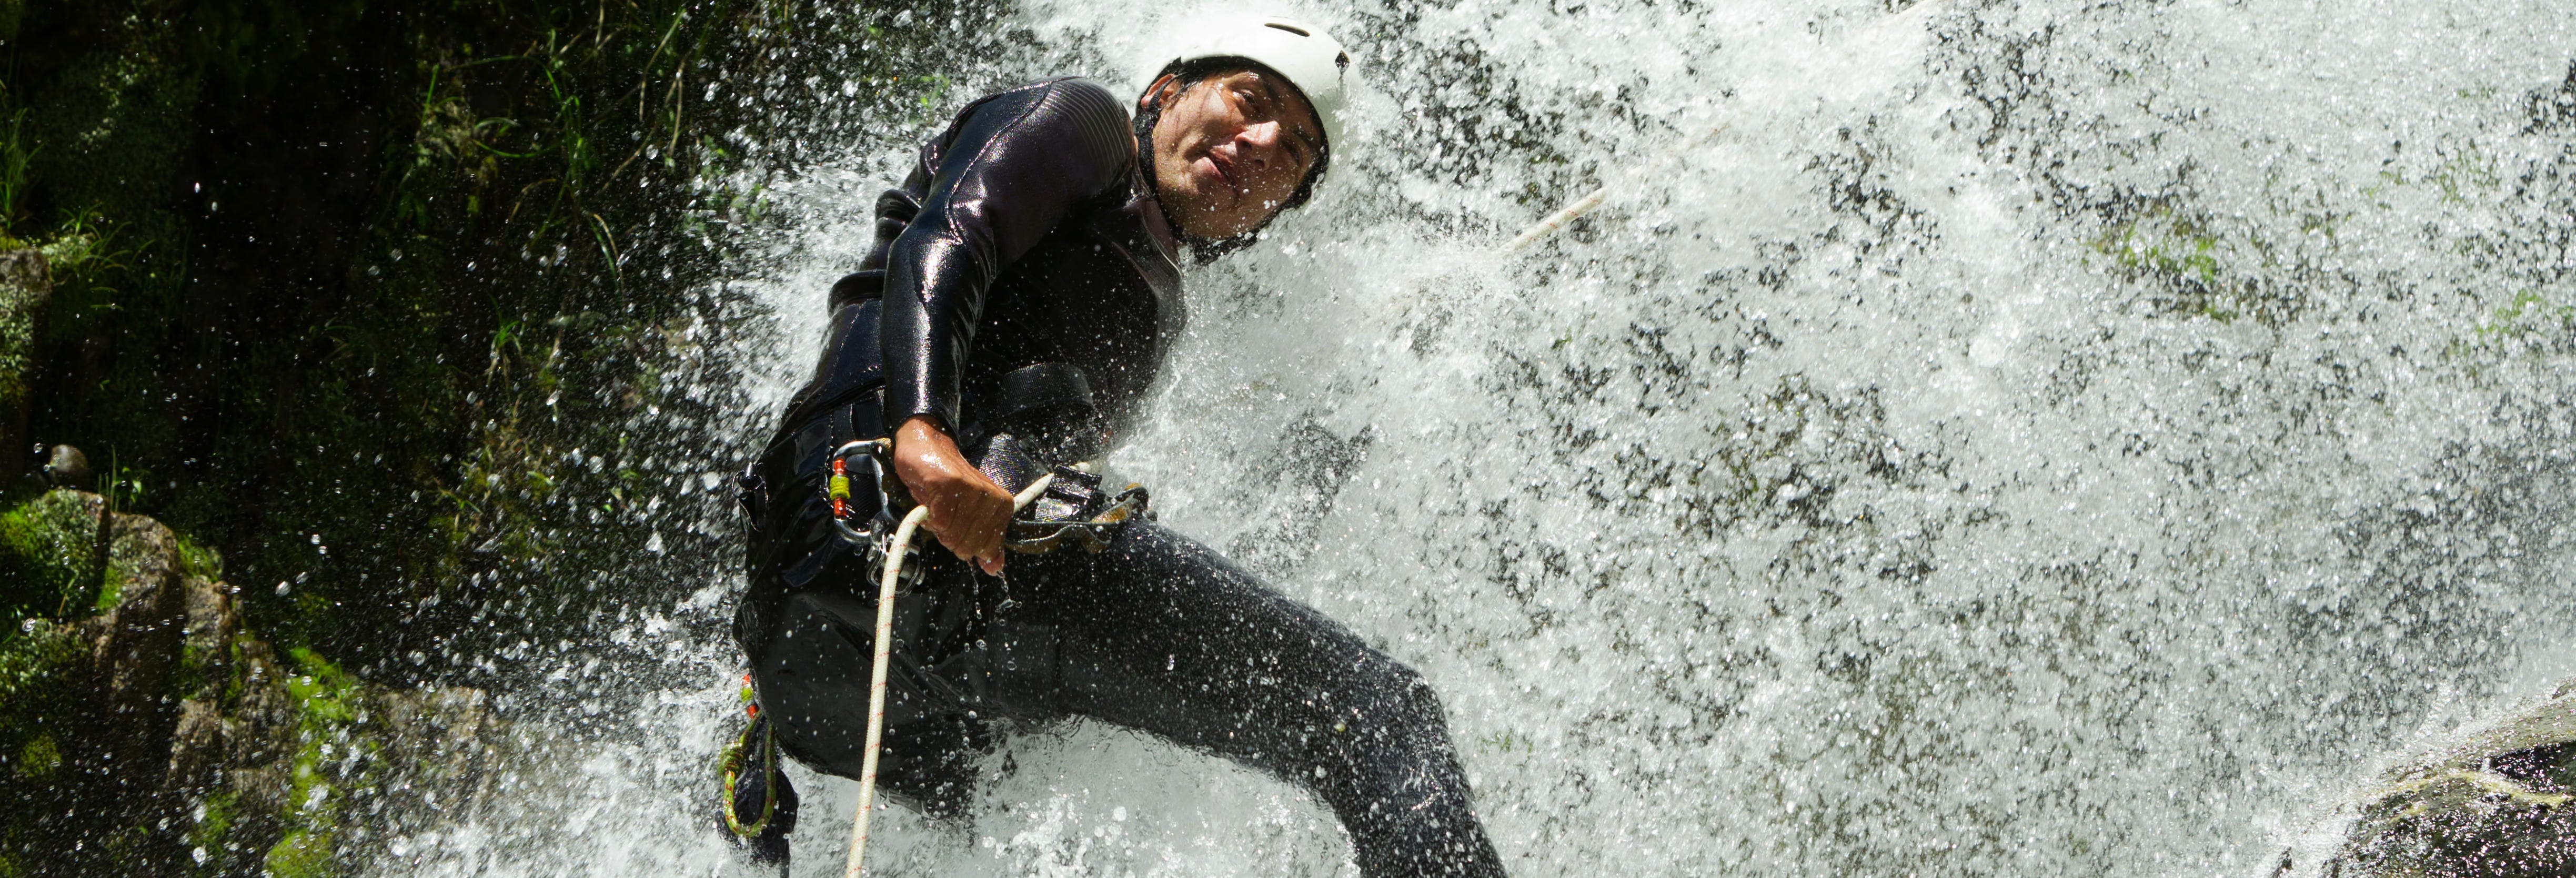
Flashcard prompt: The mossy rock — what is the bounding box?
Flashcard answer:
[0,489,100,622]
[0,618,92,870]
[2331,684,2576,876]
[0,618,83,744]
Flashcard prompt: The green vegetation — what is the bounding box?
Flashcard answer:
[265,648,365,878]
[2086,208,2268,324]
[0,607,86,871]
[0,489,96,620]
[0,0,985,870]
[2476,289,2575,340]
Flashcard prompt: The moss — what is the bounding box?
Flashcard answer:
[0,242,39,423]
[283,647,359,723]
[174,533,222,582]
[2085,208,2278,323]
[263,829,337,878]
[186,788,237,872]
[0,490,99,621]
[12,733,56,779]
[258,646,369,876]
[0,620,85,870]
[0,620,82,743]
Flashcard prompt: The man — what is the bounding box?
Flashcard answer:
[721,16,1506,877]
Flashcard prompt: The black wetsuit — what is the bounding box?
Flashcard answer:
[733,78,1505,877]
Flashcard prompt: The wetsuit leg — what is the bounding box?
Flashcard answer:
[756,583,992,819]
[1027,521,1506,878]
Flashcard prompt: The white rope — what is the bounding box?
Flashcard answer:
[844,471,1055,878]
[1502,123,1729,255]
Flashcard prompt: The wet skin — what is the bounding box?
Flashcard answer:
[894,70,1323,571]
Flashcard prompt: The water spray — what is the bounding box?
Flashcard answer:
[1496,0,1949,257]
[823,1,1960,871]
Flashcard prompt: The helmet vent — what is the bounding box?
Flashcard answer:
[1264,23,1311,36]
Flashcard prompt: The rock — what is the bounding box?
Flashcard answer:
[178,576,235,701]
[225,640,296,769]
[0,492,513,875]
[43,443,89,490]
[86,512,187,788]
[162,577,237,807]
[2327,683,2576,876]
[165,697,225,796]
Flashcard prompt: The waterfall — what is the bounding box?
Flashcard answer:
[383,1,2576,874]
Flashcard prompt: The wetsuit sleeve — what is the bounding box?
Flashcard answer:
[879,78,1138,435]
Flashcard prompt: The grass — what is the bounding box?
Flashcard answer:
[0,491,99,622]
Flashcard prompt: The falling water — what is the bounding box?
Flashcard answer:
[381,1,2576,875]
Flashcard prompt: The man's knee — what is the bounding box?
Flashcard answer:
[1311,656,1457,783]
[1364,657,1448,732]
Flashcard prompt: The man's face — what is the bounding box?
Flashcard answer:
[1144,67,1324,240]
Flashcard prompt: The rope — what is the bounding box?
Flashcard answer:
[844,471,1055,878]
[1502,122,1729,255]
[718,712,776,837]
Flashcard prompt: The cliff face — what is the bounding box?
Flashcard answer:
[0,0,985,871]
[0,488,503,875]
[0,0,976,672]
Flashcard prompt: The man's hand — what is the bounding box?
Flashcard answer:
[891,416,1014,574]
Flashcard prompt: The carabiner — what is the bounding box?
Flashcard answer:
[825,439,894,548]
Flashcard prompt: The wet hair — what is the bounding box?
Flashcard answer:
[1133,57,1330,260]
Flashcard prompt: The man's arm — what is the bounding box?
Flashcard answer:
[877,79,1134,570]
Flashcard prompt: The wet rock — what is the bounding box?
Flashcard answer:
[2328,683,2576,876]
[165,697,226,795]
[86,512,187,788]
[179,576,236,701]
[43,443,89,490]
[0,491,511,874]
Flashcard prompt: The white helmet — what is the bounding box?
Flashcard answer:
[1154,15,1352,194]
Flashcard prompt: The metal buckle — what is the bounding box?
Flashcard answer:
[1004,476,1150,555]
